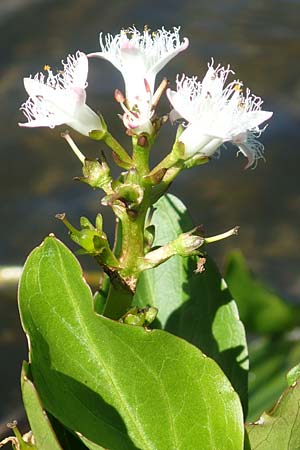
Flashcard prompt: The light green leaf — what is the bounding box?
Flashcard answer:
[246,380,300,450]
[225,250,295,334]
[287,363,300,386]
[134,194,249,414]
[19,236,244,450]
[21,361,62,450]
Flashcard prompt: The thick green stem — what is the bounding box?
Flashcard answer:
[118,208,148,276]
[131,135,151,177]
[102,136,152,319]
[103,277,134,320]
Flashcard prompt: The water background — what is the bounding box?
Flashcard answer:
[1,0,300,434]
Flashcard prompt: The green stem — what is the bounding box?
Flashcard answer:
[118,208,148,276]
[104,133,133,169]
[101,134,155,319]
[131,135,151,178]
[148,152,177,176]
[103,276,134,320]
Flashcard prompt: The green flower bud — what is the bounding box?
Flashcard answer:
[79,158,112,190]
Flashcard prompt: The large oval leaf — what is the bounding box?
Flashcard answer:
[19,236,244,450]
[134,194,249,413]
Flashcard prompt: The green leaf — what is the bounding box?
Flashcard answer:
[48,414,90,450]
[247,334,300,422]
[246,380,300,450]
[287,363,300,386]
[19,236,244,450]
[225,250,295,334]
[21,361,62,450]
[134,194,249,414]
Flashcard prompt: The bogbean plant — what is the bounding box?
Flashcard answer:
[2,26,298,450]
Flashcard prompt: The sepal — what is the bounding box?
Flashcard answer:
[88,114,108,140]
[76,156,112,191]
[101,183,144,210]
[184,153,210,169]
[144,225,155,252]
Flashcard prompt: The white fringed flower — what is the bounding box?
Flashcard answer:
[19,52,103,137]
[167,62,273,168]
[89,27,189,134]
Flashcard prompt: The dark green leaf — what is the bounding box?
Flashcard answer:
[225,250,295,334]
[135,194,249,414]
[48,414,90,450]
[19,236,244,450]
[21,361,62,450]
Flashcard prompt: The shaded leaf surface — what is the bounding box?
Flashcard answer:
[246,380,300,450]
[19,236,244,450]
[21,361,63,450]
[135,194,249,414]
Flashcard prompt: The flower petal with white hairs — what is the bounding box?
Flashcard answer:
[89,27,189,134]
[167,62,273,168]
[19,52,103,137]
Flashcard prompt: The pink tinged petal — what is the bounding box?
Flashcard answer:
[122,112,153,135]
[149,38,189,78]
[68,87,87,108]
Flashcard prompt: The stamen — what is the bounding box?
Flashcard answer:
[152,78,169,109]
[61,131,85,163]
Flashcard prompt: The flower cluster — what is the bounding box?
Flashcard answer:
[19,27,272,168]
